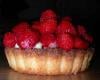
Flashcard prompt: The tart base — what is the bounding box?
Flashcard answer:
[5,48,94,75]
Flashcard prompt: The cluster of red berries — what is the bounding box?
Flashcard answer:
[3,9,93,51]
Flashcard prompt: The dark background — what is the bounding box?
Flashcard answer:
[0,0,97,68]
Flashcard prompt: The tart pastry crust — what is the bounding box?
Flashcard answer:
[5,48,94,75]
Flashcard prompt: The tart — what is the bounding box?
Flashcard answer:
[3,9,94,75]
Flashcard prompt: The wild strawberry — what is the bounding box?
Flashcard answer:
[57,33,74,51]
[77,25,87,36]
[40,20,57,33]
[84,34,93,43]
[32,21,41,31]
[74,37,89,49]
[40,33,56,47]
[40,9,57,22]
[62,16,72,21]
[3,32,16,47]
[77,25,93,43]
[17,30,39,49]
[12,21,31,35]
[57,20,77,35]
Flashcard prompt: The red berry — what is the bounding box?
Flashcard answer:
[77,25,87,36]
[40,33,56,47]
[12,22,31,35]
[3,32,16,47]
[39,10,57,34]
[57,33,74,51]
[57,20,77,35]
[40,9,57,22]
[84,34,93,43]
[32,21,41,31]
[74,37,89,49]
[77,25,93,43]
[17,30,39,49]
[40,20,57,33]
[62,16,72,21]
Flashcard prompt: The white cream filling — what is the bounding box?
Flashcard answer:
[15,43,20,48]
[49,42,57,48]
[33,42,42,49]
[14,42,57,49]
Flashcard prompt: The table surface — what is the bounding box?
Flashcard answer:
[0,66,100,80]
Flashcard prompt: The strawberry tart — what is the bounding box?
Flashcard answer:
[3,9,94,75]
